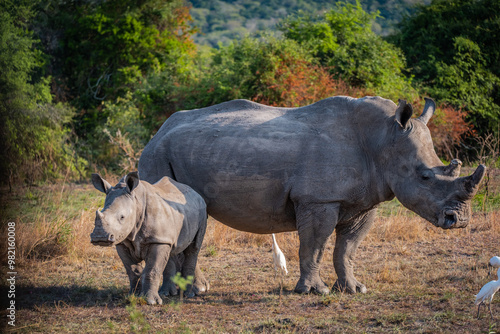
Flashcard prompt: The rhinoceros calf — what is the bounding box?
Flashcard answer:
[90,172,207,305]
[138,96,485,295]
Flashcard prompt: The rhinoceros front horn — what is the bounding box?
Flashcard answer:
[462,164,486,196]
[418,97,435,125]
[96,210,105,222]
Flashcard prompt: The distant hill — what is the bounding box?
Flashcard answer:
[189,0,431,48]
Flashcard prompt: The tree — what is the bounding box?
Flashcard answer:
[392,0,500,135]
[278,1,416,100]
[32,0,196,168]
[170,36,364,110]
[0,0,81,185]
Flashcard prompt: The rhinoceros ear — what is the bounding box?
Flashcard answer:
[125,171,140,193]
[395,99,413,129]
[92,173,112,193]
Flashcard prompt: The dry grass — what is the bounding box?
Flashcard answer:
[1,181,500,333]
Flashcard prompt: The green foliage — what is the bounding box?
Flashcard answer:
[126,295,150,333]
[94,93,150,172]
[189,0,430,47]
[430,37,500,133]
[171,272,194,303]
[0,0,84,184]
[279,2,416,100]
[30,0,197,172]
[392,0,500,135]
[167,36,346,109]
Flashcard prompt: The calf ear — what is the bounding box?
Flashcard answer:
[92,173,112,193]
[125,171,140,193]
[395,99,413,129]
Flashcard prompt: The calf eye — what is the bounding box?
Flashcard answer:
[120,215,125,220]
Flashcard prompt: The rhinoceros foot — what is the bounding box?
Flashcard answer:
[333,278,367,294]
[141,290,163,305]
[294,277,330,295]
[192,274,210,294]
[159,280,178,297]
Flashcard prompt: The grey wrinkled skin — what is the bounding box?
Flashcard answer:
[138,96,486,295]
[90,172,207,304]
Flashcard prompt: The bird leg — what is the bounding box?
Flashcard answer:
[489,302,493,320]
[279,274,283,302]
[477,303,482,319]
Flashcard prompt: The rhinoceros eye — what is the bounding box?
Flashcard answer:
[421,170,434,181]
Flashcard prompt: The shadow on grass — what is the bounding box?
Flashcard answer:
[15,284,128,309]
[10,284,297,311]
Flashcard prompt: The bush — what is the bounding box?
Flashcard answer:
[279,1,416,101]
[0,0,85,185]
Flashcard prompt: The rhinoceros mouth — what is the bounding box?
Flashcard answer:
[90,233,116,247]
[91,240,114,247]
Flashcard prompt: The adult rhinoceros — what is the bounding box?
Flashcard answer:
[138,96,485,295]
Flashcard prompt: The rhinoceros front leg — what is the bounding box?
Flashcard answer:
[294,202,339,295]
[141,244,171,305]
[116,243,144,295]
[333,208,376,294]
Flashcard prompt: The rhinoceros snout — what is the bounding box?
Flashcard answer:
[90,232,115,246]
[437,209,467,229]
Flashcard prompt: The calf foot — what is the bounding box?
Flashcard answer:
[141,290,163,305]
[159,280,178,297]
[191,276,210,295]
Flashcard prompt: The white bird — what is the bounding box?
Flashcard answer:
[475,267,500,319]
[488,256,500,276]
[271,233,288,295]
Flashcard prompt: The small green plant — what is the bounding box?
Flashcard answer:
[205,245,218,257]
[126,295,150,333]
[171,272,194,303]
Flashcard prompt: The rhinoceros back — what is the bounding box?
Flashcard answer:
[138,96,395,233]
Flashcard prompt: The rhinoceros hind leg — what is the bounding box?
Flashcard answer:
[333,208,376,294]
[294,202,339,295]
[159,258,179,297]
[191,264,210,295]
[182,228,207,297]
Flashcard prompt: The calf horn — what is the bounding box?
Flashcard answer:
[461,164,486,196]
[95,210,105,224]
[418,97,435,125]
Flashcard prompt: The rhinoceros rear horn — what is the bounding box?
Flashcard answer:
[462,164,486,196]
[417,97,435,125]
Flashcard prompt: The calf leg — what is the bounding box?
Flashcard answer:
[116,244,144,295]
[159,258,179,297]
[294,202,339,295]
[141,244,171,305]
[182,228,206,297]
[333,208,376,294]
